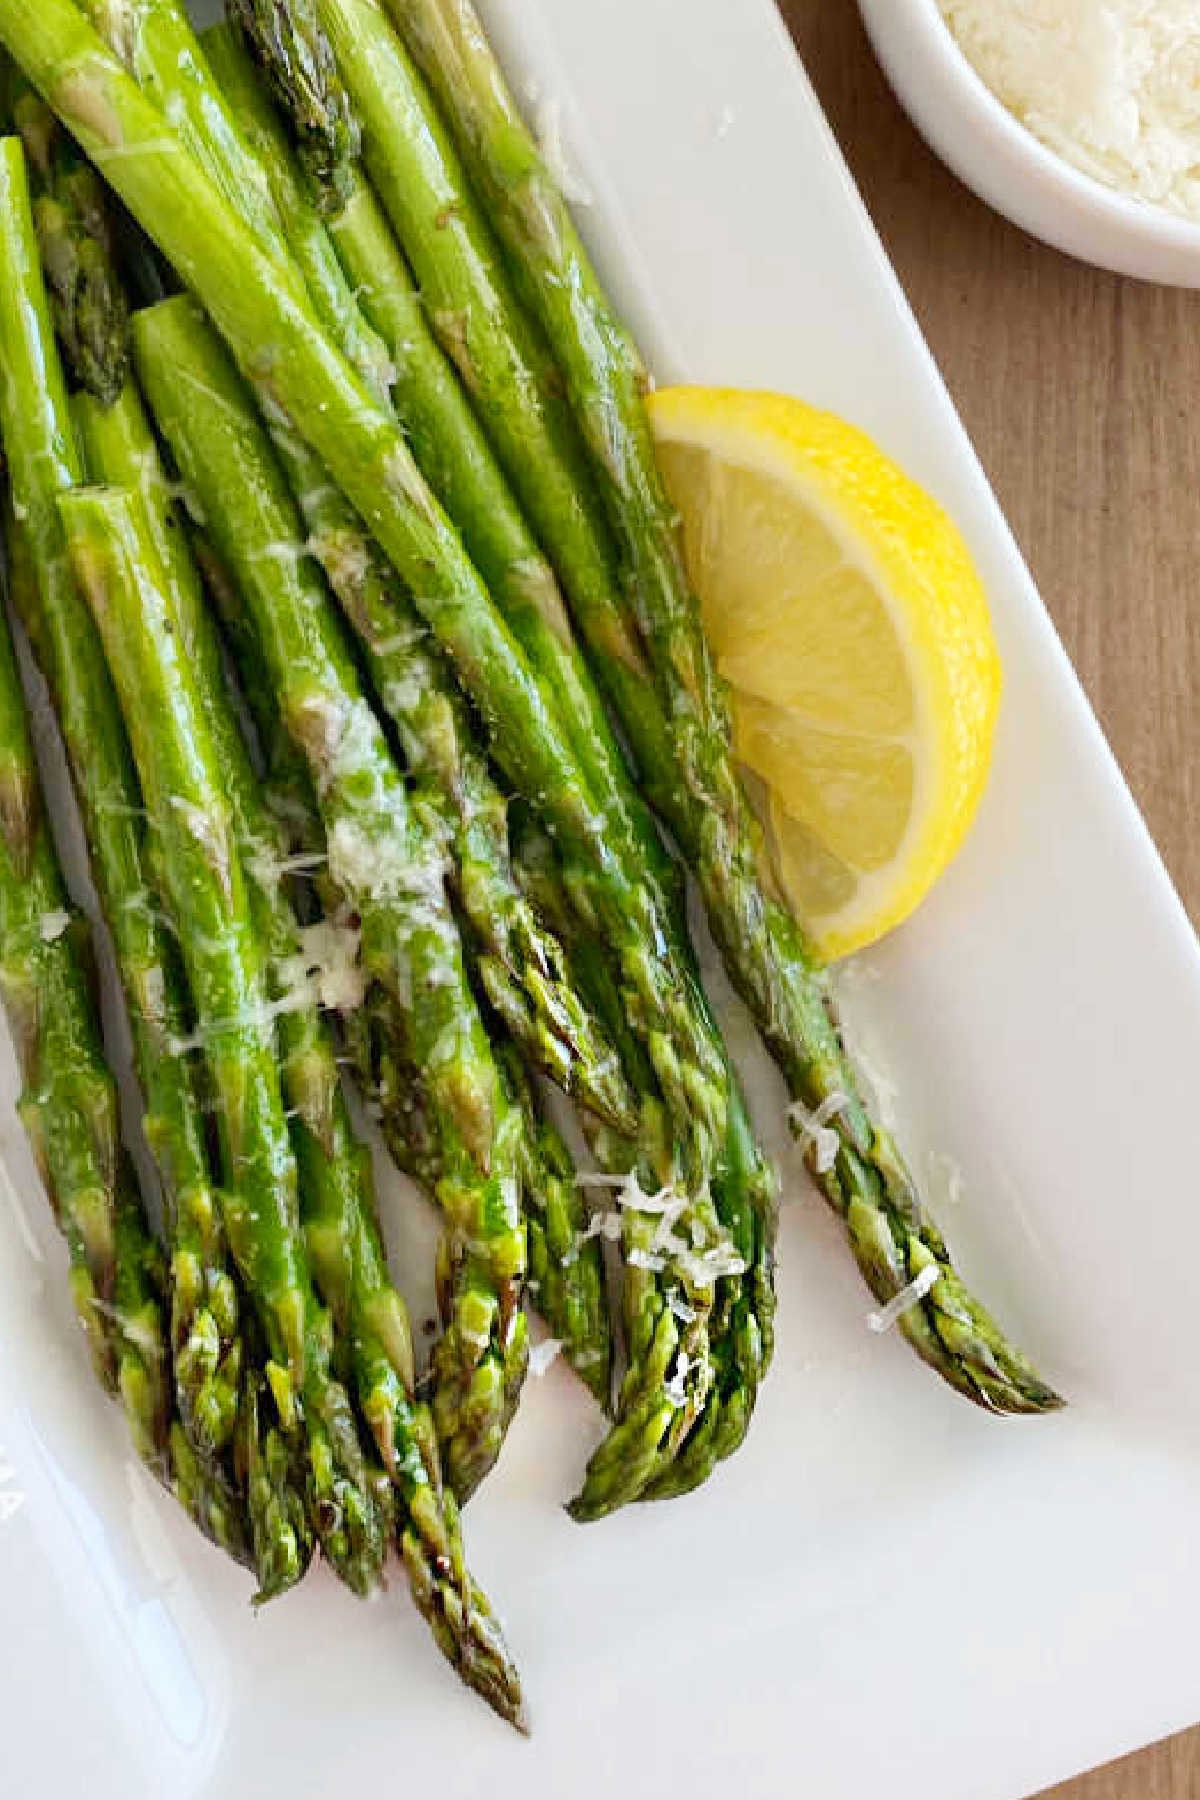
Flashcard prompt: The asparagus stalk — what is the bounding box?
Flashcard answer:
[144,10,626,1147]
[379,0,1062,1417]
[68,384,314,1603]
[61,483,391,1593]
[513,815,777,1511]
[208,0,777,1483]
[0,577,115,1392]
[20,120,317,1584]
[7,78,129,405]
[0,528,250,1563]
[80,385,524,1722]
[231,1363,312,1600]
[131,296,528,1502]
[228,0,360,213]
[496,1044,612,1409]
[0,134,256,1464]
[180,382,614,1436]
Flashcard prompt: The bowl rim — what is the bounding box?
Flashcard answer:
[873,0,1200,252]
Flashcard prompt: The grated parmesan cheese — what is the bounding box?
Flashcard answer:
[274,917,367,1015]
[867,1262,940,1334]
[787,1091,848,1174]
[941,0,1200,219]
[572,1169,746,1285]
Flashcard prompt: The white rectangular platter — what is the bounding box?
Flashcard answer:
[3,2,1200,1797]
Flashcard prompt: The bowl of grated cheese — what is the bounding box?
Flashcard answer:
[856,0,1200,286]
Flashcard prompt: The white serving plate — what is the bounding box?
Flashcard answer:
[3,3,1200,1797]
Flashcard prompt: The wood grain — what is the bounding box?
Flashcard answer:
[776,3,1200,1796]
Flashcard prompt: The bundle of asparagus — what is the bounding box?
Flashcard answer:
[0,0,1061,1732]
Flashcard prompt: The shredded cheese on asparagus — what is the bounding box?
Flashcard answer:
[787,1090,849,1173]
[867,1263,940,1334]
[573,1169,747,1285]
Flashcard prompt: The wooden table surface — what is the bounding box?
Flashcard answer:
[779,4,1200,1796]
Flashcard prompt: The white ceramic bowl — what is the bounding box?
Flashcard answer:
[856,0,1200,286]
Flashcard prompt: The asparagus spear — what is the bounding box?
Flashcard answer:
[0,523,251,1562]
[228,0,360,213]
[131,297,528,1501]
[121,15,617,1151]
[18,108,321,1583]
[0,582,113,1390]
[496,1044,612,1409]
[134,291,744,1503]
[190,0,717,1189]
[0,134,258,1465]
[6,78,129,405]
[375,0,1061,1417]
[181,387,614,1433]
[61,483,391,1593]
[513,815,777,1511]
[356,991,615,1412]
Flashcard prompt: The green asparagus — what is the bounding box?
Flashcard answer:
[0,590,114,1390]
[207,4,786,1479]
[0,134,254,1463]
[7,78,129,405]
[204,0,721,1197]
[61,482,390,1592]
[213,10,670,915]
[180,371,613,1441]
[512,815,776,1512]
[7,3,728,1170]
[132,289,740,1504]
[81,0,293,272]
[496,1043,612,1409]
[0,524,250,1563]
[229,0,360,213]
[374,0,1061,1416]
[147,8,625,1153]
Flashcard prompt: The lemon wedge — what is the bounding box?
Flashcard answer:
[649,387,1001,961]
